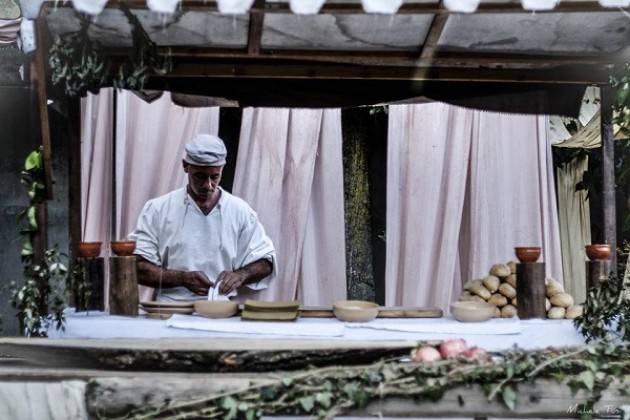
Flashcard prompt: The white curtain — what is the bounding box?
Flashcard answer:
[81,89,114,247]
[387,104,564,311]
[556,156,591,304]
[385,103,473,308]
[233,108,346,304]
[81,89,219,303]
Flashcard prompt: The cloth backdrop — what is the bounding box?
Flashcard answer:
[81,89,219,303]
[556,156,591,305]
[232,108,346,305]
[386,103,564,310]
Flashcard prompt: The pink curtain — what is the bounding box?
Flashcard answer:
[81,89,219,303]
[386,104,563,311]
[233,108,346,304]
[386,103,473,308]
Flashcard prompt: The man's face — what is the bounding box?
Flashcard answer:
[183,162,224,200]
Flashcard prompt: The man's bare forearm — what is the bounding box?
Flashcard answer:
[136,257,187,289]
[235,259,273,286]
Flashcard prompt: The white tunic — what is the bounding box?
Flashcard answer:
[131,187,276,301]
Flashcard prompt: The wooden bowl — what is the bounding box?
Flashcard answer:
[194,301,239,318]
[111,240,136,256]
[585,244,611,261]
[77,241,102,258]
[450,301,496,322]
[333,300,379,322]
[514,247,541,263]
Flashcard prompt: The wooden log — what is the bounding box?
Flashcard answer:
[76,257,105,311]
[586,260,610,290]
[516,262,546,319]
[109,256,138,316]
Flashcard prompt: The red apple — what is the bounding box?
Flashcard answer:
[439,339,467,359]
[412,346,442,363]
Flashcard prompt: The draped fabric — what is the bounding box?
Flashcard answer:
[81,89,219,303]
[386,103,563,311]
[233,108,346,304]
[556,156,591,305]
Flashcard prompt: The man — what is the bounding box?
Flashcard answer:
[131,134,275,301]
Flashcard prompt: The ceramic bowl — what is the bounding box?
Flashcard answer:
[514,247,541,263]
[585,244,611,261]
[333,300,379,322]
[450,301,496,322]
[194,300,239,318]
[77,241,102,258]
[111,240,136,256]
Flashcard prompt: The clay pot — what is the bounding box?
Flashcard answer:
[514,247,541,263]
[111,240,136,256]
[78,242,102,258]
[585,244,611,261]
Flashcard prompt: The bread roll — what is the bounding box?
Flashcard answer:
[488,293,508,307]
[470,283,492,300]
[498,283,516,299]
[490,264,511,278]
[546,279,564,298]
[547,307,566,319]
[565,305,583,319]
[505,274,517,288]
[501,304,517,318]
[550,292,574,308]
[507,261,517,274]
[482,276,501,293]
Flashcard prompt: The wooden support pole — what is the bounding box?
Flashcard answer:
[34,10,53,200]
[516,263,546,319]
[67,98,82,258]
[600,86,617,273]
[247,0,265,56]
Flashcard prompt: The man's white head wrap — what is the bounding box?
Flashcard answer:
[183,134,227,166]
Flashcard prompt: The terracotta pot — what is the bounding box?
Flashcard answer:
[78,241,102,258]
[585,244,611,261]
[514,247,541,263]
[111,240,136,256]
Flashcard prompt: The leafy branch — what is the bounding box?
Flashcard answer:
[574,273,630,343]
[114,343,630,420]
[9,148,67,336]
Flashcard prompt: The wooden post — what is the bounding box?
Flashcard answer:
[516,263,546,319]
[67,98,82,259]
[76,257,105,311]
[600,86,617,273]
[586,260,609,289]
[109,256,139,316]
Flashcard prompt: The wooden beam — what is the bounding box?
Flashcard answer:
[158,60,610,84]
[247,0,265,55]
[67,98,82,258]
[136,47,616,69]
[71,0,621,14]
[419,11,448,60]
[600,86,617,273]
[34,9,53,200]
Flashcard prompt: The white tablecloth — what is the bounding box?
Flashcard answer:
[48,311,586,351]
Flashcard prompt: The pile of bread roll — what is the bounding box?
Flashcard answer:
[459,262,583,319]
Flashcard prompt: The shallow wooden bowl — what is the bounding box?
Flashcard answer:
[111,240,136,256]
[514,247,541,263]
[333,300,379,322]
[450,301,495,322]
[77,241,102,258]
[585,244,611,261]
[194,301,239,318]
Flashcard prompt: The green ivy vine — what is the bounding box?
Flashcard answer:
[49,5,171,97]
[612,63,630,139]
[9,148,67,337]
[114,343,629,420]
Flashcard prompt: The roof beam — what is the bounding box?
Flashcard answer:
[419,9,448,60]
[54,0,618,14]
[247,0,265,55]
[155,60,610,84]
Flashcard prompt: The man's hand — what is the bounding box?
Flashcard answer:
[184,271,214,296]
[217,271,247,295]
